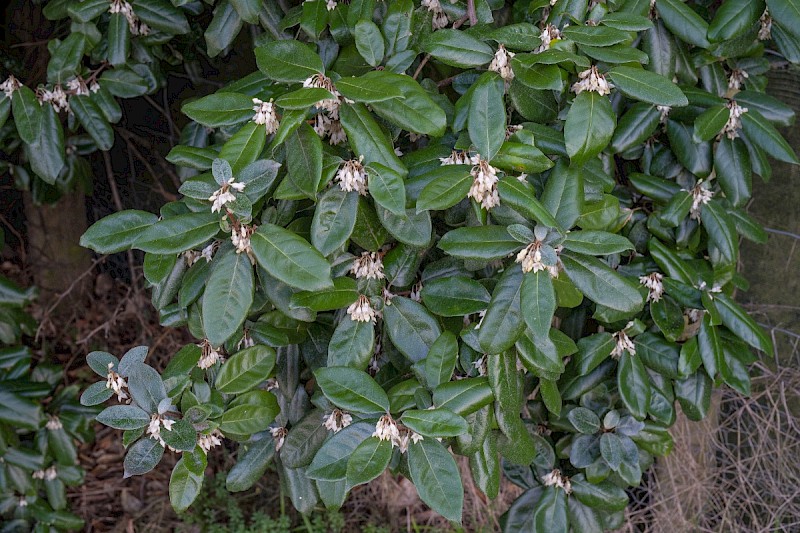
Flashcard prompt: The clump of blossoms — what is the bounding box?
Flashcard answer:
[640,272,665,302]
[323,409,353,433]
[198,340,222,369]
[542,469,572,494]
[336,156,368,195]
[351,251,385,280]
[440,150,479,166]
[347,295,377,323]
[688,181,714,220]
[759,9,772,41]
[106,362,129,402]
[372,414,423,452]
[468,158,500,210]
[251,98,279,133]
[421,0,449,30]
[535,24,561,53]
[32,466,58,481]
[208,175,246,213]
[39,85,69,113]
[722,101,747,139]
[109,0,150,35]
[0,75,21,97]
[271,426,288,451]
[231,224,256,263]
[147,413,175,447]
[610,326,636,359]
[572,66,613,96]
[515,241,559,277]
[46,415,63,431]
[728,69,749,91]
[489,45,515,81]
[303,73,341,117]
[657,105,671,123]
[197,429,224,454]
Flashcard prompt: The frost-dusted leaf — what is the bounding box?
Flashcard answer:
[124,438,164,478]
[169,458,204,512]
[96,405,150,430]
[227,436,275,491]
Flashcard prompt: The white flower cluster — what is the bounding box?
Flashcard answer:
[572,66,613,96]
[535,24,561,54]
[542,469,572,494]
[208,176,246,213]
[109,0,150,36]
[325,0,337,10]
[147,413,175,447]
[728,69,749,91]
[304,73,348,144]
[372,414,423,453]
[688,181,714,220]
[759,9,772,41]
[40,85,69,112]
[489,45,515,81]
[409,281,422,302]
[722,101,747,140]
[336,155,368,195]
[351,251,385,280]
[473,355,488,377]
[197,429,224,454]
[440,150,479,166]
[515,241,559,277]
[611,328,636,359]
[468,159,500,210]
[251,98,279,133]
[231,224,256,263]
[347,295,377,323]
[639,272,665,302]
[184,243,216,266]
[106,362,129,402]
[313,113,347,145]
[657,105,671,123]
[422,0,449,30]
[270,426,288,451]
[32,466,58,481]
[46,415,63,431]
[323,409,353,433]
[0,75,21,98]
[198,340,223,369]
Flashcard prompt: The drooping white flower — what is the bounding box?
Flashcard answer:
[197,429,224,453]
[515,241,559,277]
[489,45,515,81]
[109,0,147,35]
[90,81,101,93]
[251,98,280,133]
[66,77,90,96]
[231,224,256,263]
[396,429,424,453]
[759,9,772,41]
[336,156,368,195]
[106,362,130,402]
[325,0,337,10]
[440,150,479,166]
[270,426,288,451]
[200,243,216,263]
[639,272,664,302]
[572,66,613,96]
[468,158,500,210]
[611,328,636,359]
[347,295,377,324]
[351,252,385,280]
[323,409,353,433]
[303,73,341,118]
[506,124,523,140]
[198,341,223,369]
[208,176,246,213]
[372,414,401,444]
[40,85,70,112]
[265,378,279,391]
[18,497,27,508]
[0,75,21,98]
[32,469,45,480]
[657,105,671,123]
[146,413,174,447]
[542,469,572,494]
[688,181,714,220]
[722,101,747,140]
[46,416,63,431]
[421,0,449,30]
[44,466,58,481]
[534,24,562,54]
[728,69,749,91]
[473,355,488,377]
[409,281,422,302]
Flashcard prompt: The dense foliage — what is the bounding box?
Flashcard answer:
[2,0,798,530]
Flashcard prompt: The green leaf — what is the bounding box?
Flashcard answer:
[311,187,358,256]
[562,231,634,255]
[693,105,729,142]
[570,475,629,510]
[161,419,198,452]
[127,363,167,413]
[617,352,651,420]
[674,370,712,421]
[539,379,562,416]
[610,103,661,154]
[521,270,556,340]
[182,92,255,127]
[314,366,390,414]
[741,109,799,164]
[340,103,405,174]
[479,266,525,354]
[376,206,431,247]
[416,164,473,213]
[346,437,392,486]
[81,381,114,406]
[107,13,129,66]
[714,293,773,354]
[423,29,494,68]
[368,163,407,216]
[229,0,261,23]
[219,393,279,435]
[227,437,275,491]
[167,146,216,170]
[96,405,151,430]
[367,72,447,137]
[11,86,42,144]
[134,212,219,255]
[491,142,553,174]
[215,345,276,394]
[47,32,85,83]
[384,296,442,364]
[169,458,204,512]
[327,316,375,370]
[300,0,328,37]
[438,226,519,261]
[408,438,463,523]
[204,1,243,58]
[562,25,632,46]
[715,137,752,207]
[421,276,490,317]
[433,378,494,416]
[335,75,404,103]
[401,409,467,438]
[702,200,738,267]
[565,91,616,165]
[124,438,164,478]
[424,332,458,389]
[307,422,374,481]
[281,409,328,468]
[650,297,685,342]
[560,252,644,313]
[354,20,385,66]
[219,122,267,173]
[27,104,65,184]
[291,277,358,312]
[133,0,190,34]
[541,161,584,230]
[607,67,688,107]
[275,88,336,110]
[255,40,324,83]
[251,223,334,291]
[468,72,506,162]
[708,0,765,42]
[202,250,254,347]
[497,177,561,228]
[568,406,601,434]
[71,94,114,151]
[655,0,710,48]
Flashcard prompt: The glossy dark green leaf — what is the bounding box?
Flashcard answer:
[340,103,405,174]
[96,405,150,430]
[368,72,447,137]
[281,409,328,468]
[421,276,490,317]
[715,136,752,207]
[478,266,525,354]
[311,187,358,256]
[107,13,129,66]
[203,250,254,347]
[423,332,458,389]
[346,437,392,486]
[433,378,494,416]
[71,94,114,151]
[327,316,375,370]
[384,296,442,363]
[314,366,390,414]
[368,163,407,216]
[469,72,507,162]
[497,177,561,228]
[169,458,204,512]
[423,29,494,68]
[255,40,324,83]
[216,345,276,394]
[291,277,358,312]
[708,0,765,42]
[565,91,616,165]
[674,370,712,421]
[11,86,42,144]
[617,351,651,420]
[563,25,631,46]
[219,392,279,435]
[27,104,65,184]
[334,75,404,103]
[693,105,729,142]
[219,122,266,173]
[608,67,688,107]
[438,226,519,261]
[182,92,256,127]
[354,20,384,66]
[521,270,556,340]
[401,408,467,437]
[376,206,432,247]
[714,293,773,354]
[251,223,334,291]
[741,109,799,164]
[416,164,473,213]
[655,0,710,48]
[408,438,463,523]
[561,252,643,313]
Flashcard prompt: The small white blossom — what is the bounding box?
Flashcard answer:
[611,328,636,359]
[303,73,341,118]
[657,105,671,123]
[270,426,288,451]
[422,0,449,30]
[0,75,21,98]
[265,378,279,391]
[759,9,772,41]
[639,272,665,302]
[722,101,747,140]
[572,66,613,96]
[688,181,714,220]
[252,98,279,133]
[200,243,216,263]
[40,85,69,112]
[46,416,63,431]
[198,341,223,369]
[66,77,89,96]
[323,409,353,433]
[90,81,101,93]
[237,331,255,351]
[535,24,562,54]
[147,413,174,447]
[409,281,422,302]
[396,429,424,454]
[208,176,246,213]
[231,224,256,263]
[372,414,401,444]
[542,469,572,494]
[32,469,45,480]
[489,45,515,81]
[336,156,368,195]
[18,497,27,508]
[506,124,523,140]
[473,355,488,377]
[106,362,130,402]
[685,308,704,324]
[325,0,337,10]
[347,295,377,324]
[440,150,479,166]
[44,466,58,481]
[109,0,148,36]
[197,429,224,453]
[351,252,385,280]
[728,69,749,91]
[515,241,559,277]
[468,158,500,210]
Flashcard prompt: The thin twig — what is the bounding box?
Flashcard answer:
[467,0,478,26]
[412,55,431,80]
[764,226,800,240]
